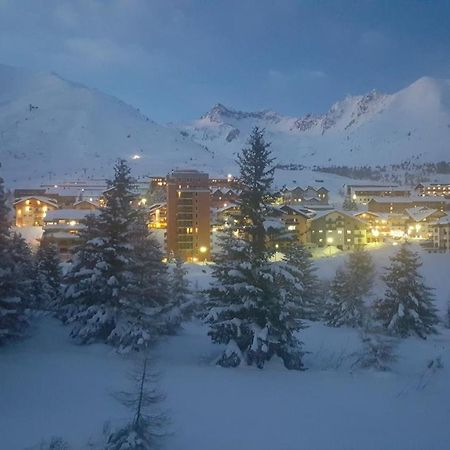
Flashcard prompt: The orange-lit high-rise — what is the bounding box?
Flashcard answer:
[166,170,210,261]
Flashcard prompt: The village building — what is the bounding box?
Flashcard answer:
[431,216,450,252]
[368,197,449,214]
[42,209,98,259]
[347,185,411,205]
[282,185,329,206]
[210,188,241,209]
[308,210,369,250]
[415,182,450,198]
[277,205,315,244]
[148,202,167,229]
[166,170,211,261]
[14,196,58,227]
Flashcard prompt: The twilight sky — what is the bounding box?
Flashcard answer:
[0,0,449,123]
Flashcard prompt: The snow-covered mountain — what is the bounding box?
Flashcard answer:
[0,63,449,186]
[182,77,450,167]
[0,64,223,186]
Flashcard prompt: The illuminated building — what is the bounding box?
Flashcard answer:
[166,170,210,261]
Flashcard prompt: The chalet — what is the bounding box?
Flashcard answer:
[404,207,447,239]
[308,210,368,250]
[278,205,315,244]
[73,200,98,210]
[14,196,58,227]
[282,186,329,205]
[42,209,98,258]
[431,216,450,252]
[354,211,406,241]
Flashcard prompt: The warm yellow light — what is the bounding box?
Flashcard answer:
[69,220,77,226]
[199,246,208,253]
[371,228,380,237]
[327,237,333,244]
[287,225,296,231]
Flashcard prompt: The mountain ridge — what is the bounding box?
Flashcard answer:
[0,63,449,185]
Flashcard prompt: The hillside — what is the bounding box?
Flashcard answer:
[0,64,221,186]
[0,64,449,187]
[182,77,450,168]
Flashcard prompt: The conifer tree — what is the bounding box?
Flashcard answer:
[34,240,61,309]
[374,244,438,338]
[282,243,322,320]
[206,128,304,370]
[348,249,375,300]
[0,175,33,344]
[324,249,374,328]
[63,160,170,351]
[324,267,363,327]
[168,256,192,324]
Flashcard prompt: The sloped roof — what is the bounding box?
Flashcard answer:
[404,207,439,222]
[14,196,58,207]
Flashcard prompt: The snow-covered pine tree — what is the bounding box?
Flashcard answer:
[168,256,192,324]
[282,243,322,320]
[105,358,166,450]
[34,239,62,309]
[63,160,165,351]
[206,128,304,370]
[324,267,363,327]
[374,244,438,338]
[347,249,375,300]
[123,211,172,340]
[324,249,374,328]
[0,175,33,344]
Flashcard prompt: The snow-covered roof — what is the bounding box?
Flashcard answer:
[263,219,285,230]
[404,207,439,222]
[13,196,58,207]
[278,204,315,217]
[44,209,98,221]
[44,231,80,239]
[309,209,366,224]
[73,199,99,207]
[434,214,450,226]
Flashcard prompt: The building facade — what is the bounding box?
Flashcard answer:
[432,216,450,252]
[14,196,58,227]
[308,210,368,250]
[415,183,450,198]
[368,197,449,214]
[166,170,210,261]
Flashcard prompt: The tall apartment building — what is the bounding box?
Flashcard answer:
[166,170,210,261]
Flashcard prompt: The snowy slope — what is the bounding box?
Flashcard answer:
[181,77,450,166]
[0,64,223,186]
[1,63,449,187]
[1,245,450,450]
